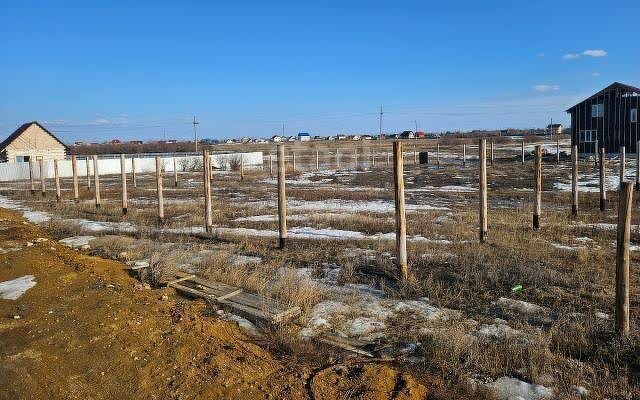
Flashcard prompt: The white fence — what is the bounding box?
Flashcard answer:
[0,152,263,182]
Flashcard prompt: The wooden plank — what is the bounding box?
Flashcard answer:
[171,282,214,300]
[216,288,243,301]
[316,335,374,357]
[172,272,297,322]
[129,264,149,271]
[271,306,301,323]
[167,274,196,286]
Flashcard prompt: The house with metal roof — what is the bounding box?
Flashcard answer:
[567,82,639,154]
[0,121,69,163]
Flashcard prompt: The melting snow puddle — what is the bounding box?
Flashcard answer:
[0,275,37,300]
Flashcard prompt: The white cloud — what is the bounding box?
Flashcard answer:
[93,118,111,125]
[563,49,607,60]
[583,49,607,57]
[533,84,560,93]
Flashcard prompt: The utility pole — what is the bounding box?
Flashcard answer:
[193,116,199,152]
[282,123,285,137]
[379,105,383,139]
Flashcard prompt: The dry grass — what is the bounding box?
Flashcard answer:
[1,140,638,397]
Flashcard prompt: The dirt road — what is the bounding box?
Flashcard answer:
[0,207,457,400]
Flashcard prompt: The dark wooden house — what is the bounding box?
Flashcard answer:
[567,82,640,154]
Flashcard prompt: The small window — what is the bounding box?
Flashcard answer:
[632,108,638,123]
[579,130,596,143]
[592,103,604,118]
[15,155,30,162]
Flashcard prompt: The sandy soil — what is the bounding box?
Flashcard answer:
[0,207,456,400]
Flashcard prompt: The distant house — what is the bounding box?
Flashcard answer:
[337,135,347,141]
[567,82,640,153]
[128,140,143,145]
[415,131,426,138]
[0,121,68,163]
[298,132,311,142]
[362,135,373,140]
[271,135,284,143]
[313,135,324,141]
[351,135,361,141]
[547,124,563,136]
[399,130,415,139]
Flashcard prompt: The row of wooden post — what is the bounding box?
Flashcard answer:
[25,143,631,335]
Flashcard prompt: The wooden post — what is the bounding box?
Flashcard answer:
[39,158,46,197]
[413,146,417,164]
[462,144,466,167]
[521,141,525,164]
[93,155,101,208]
[28,158,35,195]
[571,145,578,216]
[54,159,61,203]
[556,138,560,164]
[620,146,626,185]
[120,154,128,214]
[393,142,408,281]
[336,148,340,169]
[203,150,212,232]
[436,143,440,169]
[269,153,273,177]
[240,153,244,181]
[86,157,91,190]
[354,148,358,168]
[277,144,287,249]
[131,157,137,188]
[386,150,390,166]
[173,156,178,187]
[371,148,375,167]
[71,155,79,202]
[316,150,320,171]
[479,139,488,243]
[599,147,606,211]
[594,139,598,166]
[615,181,632,335]
[533,145,542,229]
[155,156,164,223]
[490,141,494,165]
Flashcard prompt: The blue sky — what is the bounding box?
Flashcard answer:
[1,1,638,143]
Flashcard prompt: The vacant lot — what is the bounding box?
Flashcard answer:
[1,138,638,399]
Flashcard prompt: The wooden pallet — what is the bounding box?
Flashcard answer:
[166,271,301,324]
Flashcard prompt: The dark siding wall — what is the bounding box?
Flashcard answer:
[570,88,640,154]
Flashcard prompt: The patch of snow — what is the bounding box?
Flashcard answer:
[550,243,585,251]
[571,385,589,397]
[493,297,548,316]
[489,376,553,400]
[59,236,96,249]
[0,275,37,300]
[300,298,457,343]
[245,198,449,213]
[474,320,524,341]
[231,254,262,266]
[407,185,476,193]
